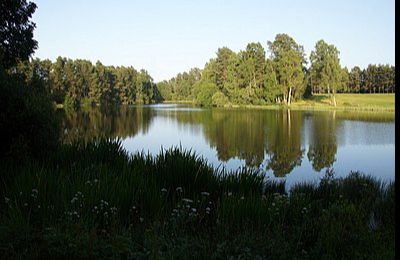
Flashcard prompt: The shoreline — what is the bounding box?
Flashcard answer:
[56,94,395,113]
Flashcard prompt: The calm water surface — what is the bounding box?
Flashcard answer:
[59,104,395,187]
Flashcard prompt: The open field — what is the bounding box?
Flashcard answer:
[290,94,395,111]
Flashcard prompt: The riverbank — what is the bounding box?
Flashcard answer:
[56,94,395,112]
[0,139,394,259]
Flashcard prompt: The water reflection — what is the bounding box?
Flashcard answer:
[59,106,155,143]
[59,105,395,181]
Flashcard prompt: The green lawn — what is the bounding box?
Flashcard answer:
[292,93,395,111]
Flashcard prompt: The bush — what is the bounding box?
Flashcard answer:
[0,69,60,161]
[211,91,229,107]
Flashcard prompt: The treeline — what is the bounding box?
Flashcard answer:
[9,35,395,109]
[13,57,162,108]
[158,34,395,107]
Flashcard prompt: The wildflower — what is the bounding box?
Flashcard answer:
[191,208,197,213]
[201,191,210,196]
[86,180,91,185]
[182,198,193,203]
[161,188,167,193]
[139,217,144,222]
[227,192,232,197]
[241,196,245,200]
[94,179,99,183]
[32,189,38,193]
[176,187,183,192]
[271,203,275,207]
[172,209,178,213]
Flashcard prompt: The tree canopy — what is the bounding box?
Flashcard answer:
[0,0,38,69]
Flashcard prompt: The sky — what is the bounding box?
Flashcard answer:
[32,0,395,82]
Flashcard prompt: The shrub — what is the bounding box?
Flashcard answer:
[211,91,229,107]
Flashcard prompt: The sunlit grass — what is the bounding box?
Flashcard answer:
[299,93,395,111]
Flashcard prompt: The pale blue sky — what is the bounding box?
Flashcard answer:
[32,0,395,82]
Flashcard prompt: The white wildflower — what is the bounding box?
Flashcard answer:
[182,198,193,203]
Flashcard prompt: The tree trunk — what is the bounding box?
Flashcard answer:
[288,87,292,106]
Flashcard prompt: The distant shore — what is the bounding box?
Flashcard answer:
[56,93,395,112]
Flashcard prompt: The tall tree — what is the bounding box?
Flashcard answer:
[0,0,38,69]
[309,40,342,106]
[349,66,362,93]
[268,34,305,105]
[215,47,235,92]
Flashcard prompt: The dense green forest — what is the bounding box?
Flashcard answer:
[158,39,395,107]
[13,58,162,108]
[6,40,394,109]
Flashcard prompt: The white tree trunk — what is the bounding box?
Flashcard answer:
[288,87,292,105]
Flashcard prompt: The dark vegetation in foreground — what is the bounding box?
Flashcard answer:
[0,139,395,259]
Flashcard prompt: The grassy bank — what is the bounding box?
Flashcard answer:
[228,94,395,112]
[292,93,395,111]
[162,94,395,112]
[0,139,394,259]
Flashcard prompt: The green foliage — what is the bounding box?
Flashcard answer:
[11,57,162,109]
[0,0,38,69]
[0,68,60,161]
[211,91,229,107]
[267,34,306,105]
[0,139,394,258]
[309,39,342,107]
[0,0,60,162]
[193,80,217,107]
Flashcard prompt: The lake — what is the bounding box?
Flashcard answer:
[59,104,395,187]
